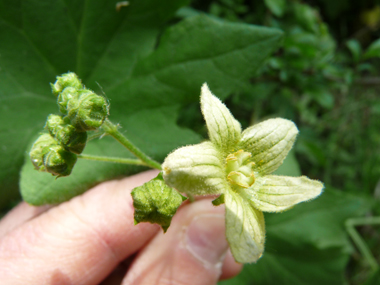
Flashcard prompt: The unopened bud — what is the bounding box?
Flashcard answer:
[67,90,109,131]
[30,134,59,170]
[57,87,79,114]
[43,145,77,177]
[132,173,187,232]
[46,114,87,154]
[51,72,83,96]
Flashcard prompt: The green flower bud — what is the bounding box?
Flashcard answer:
[67,89,109,131]
[131,173,187,232]
[50,72,83,96]
[57,87,79,114]
[30,133,59,170]
[43,145,77,177]
[45,114,87,154]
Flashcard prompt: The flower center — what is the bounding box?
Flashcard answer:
[225,150,255,188]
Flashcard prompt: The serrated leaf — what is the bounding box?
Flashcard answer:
[0,1,283,206]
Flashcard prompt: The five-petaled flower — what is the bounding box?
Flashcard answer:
[162,84,323,263]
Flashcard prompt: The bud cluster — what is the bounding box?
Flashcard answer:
[30,72,109,177]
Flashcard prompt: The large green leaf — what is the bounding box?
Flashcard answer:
[0,0,189,207]
[0,0,283,206]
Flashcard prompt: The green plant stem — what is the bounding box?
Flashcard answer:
[87,130,106,141]
[345,217,380,272]
[101,119,162,170]
[78,154,148,166]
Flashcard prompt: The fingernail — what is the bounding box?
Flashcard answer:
[185,214,228,266]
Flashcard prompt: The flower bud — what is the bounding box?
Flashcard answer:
[67,90,109,131]
[57,87,79,114]
[46,114,87,154]
[43,145,77,177]
[50,72,83,96]
[132,173,187,232]
[30,133,59,170]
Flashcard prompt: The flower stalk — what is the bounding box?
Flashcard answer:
[101,119,162,170]
[77,154,149,166]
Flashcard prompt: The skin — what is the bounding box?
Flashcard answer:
[0,170,242,284]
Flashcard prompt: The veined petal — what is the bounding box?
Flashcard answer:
[239,118,298,175]
[201,83,241,154]
[243,175,324,212]
[162,141,227,195]
[225,189,265,263]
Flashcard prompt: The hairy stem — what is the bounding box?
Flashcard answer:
[101,119,162,170]
[78,154,148,166]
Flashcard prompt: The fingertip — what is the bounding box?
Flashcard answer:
[0,202,51,238]
[219,249,243,280]
[0,170,161,284]
[122,199,229,285]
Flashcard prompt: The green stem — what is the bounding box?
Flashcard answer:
[87,130,106,141]
[101,119,162,170]
[345,217,380,272]
[78,154,148,166]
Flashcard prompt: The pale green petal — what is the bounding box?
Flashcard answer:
[243,175,324,212]
[201,83,241,154]
[225,189,265,263]
[239,118,298,175]
[162,141,227,195]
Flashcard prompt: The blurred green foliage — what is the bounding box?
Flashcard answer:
[1,0,380,284]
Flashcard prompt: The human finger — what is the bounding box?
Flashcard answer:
[0,170,160,285]
[220,249,243,280]
[0,202,51,238]
[122,199,242,285]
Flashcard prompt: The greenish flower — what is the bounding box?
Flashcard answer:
[162,84,323,263]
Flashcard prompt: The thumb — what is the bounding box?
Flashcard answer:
[122,199,242,284]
